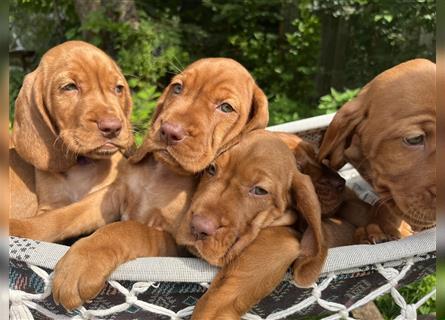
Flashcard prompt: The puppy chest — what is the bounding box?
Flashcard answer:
[36,163,109,205]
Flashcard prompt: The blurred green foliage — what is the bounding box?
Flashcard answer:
[9,0,436,139]
[317,87,360,114]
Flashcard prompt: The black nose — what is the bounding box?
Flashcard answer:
[97,117,122,138]
[160,122,185,145]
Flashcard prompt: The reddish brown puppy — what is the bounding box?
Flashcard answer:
[9,41,134,220]
[176,130,331,319]
[318,59,436,242]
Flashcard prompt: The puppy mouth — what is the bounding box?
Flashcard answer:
[152,150,191,175]
[90,142,122,156]
[62,129,132,158]
[397,205,436,230]
[383,190,436,230]
[186,231,241,266]
[153,145,209,174]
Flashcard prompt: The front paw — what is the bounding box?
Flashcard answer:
[355,224,400,244]
[52,239,113,310]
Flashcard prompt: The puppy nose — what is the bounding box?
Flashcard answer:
[329,177,346,192]
[97,117,122,138]
[323,175,346,192]
[191,214,217,240]
[160,122,185,145]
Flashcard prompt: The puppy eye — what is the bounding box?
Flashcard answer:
[172,83,183,95]
[62,83,78,91]
[403,135,425,146]
[217,103,234,113]
[115,85,124,94]
[249,186,268,196]
[206,164,217,176]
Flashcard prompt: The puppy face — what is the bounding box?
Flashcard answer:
[130,58,268,173]
[13,41,133,171]
[46,42,133,158]
[319,59,436,230]
[176,130,325,279]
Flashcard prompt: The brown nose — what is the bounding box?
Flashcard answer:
[97,117,122,138]
[160,122,185,145]
[191,214,218,240]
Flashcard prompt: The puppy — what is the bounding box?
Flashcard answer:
[10,41,133,219]
[177,130,327,319]
[318,59,436,242]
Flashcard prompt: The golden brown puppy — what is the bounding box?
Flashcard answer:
[9,41,134,219]
[176,130,325,271]
[318,59,436,242]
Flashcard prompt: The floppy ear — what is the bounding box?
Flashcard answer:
[12,71,77,172]
[129,86,169,164]
[291,171,327,287]
[275,132,317,171]
[318,90,368,170]
[243,84,269,133]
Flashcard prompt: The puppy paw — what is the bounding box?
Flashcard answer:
[52,239,113,310]
[354,224,401,244]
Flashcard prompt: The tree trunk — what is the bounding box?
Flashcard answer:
[73,0,101,41]
[315,13,338,98]
[279,0,299,37]
[316,12,349,97]
[73,0,139,56]
[331,17,349,90]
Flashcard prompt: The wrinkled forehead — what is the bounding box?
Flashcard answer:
[365,66,436,129]
[175,59,253,96]
[40,44,122,80]
[218,132,296,177]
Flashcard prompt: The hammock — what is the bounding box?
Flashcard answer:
[9,114,436,320]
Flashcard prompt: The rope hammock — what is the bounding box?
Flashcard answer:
[9,114,436,320]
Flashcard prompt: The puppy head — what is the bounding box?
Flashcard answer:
[12,40,134,172]
[274,132,345,216]
[130,58,268,173]
[175,130,326,287]
[318,59,436,230]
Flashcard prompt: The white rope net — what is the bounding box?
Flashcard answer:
[9,256,435,320]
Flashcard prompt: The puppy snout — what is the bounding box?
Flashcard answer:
[97,117,122,138]
[160,122,185,145]
[191,214,218,240]
[330,176,346,192]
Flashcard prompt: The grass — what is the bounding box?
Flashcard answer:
[375,275,436,320]
[286,274,436,320]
